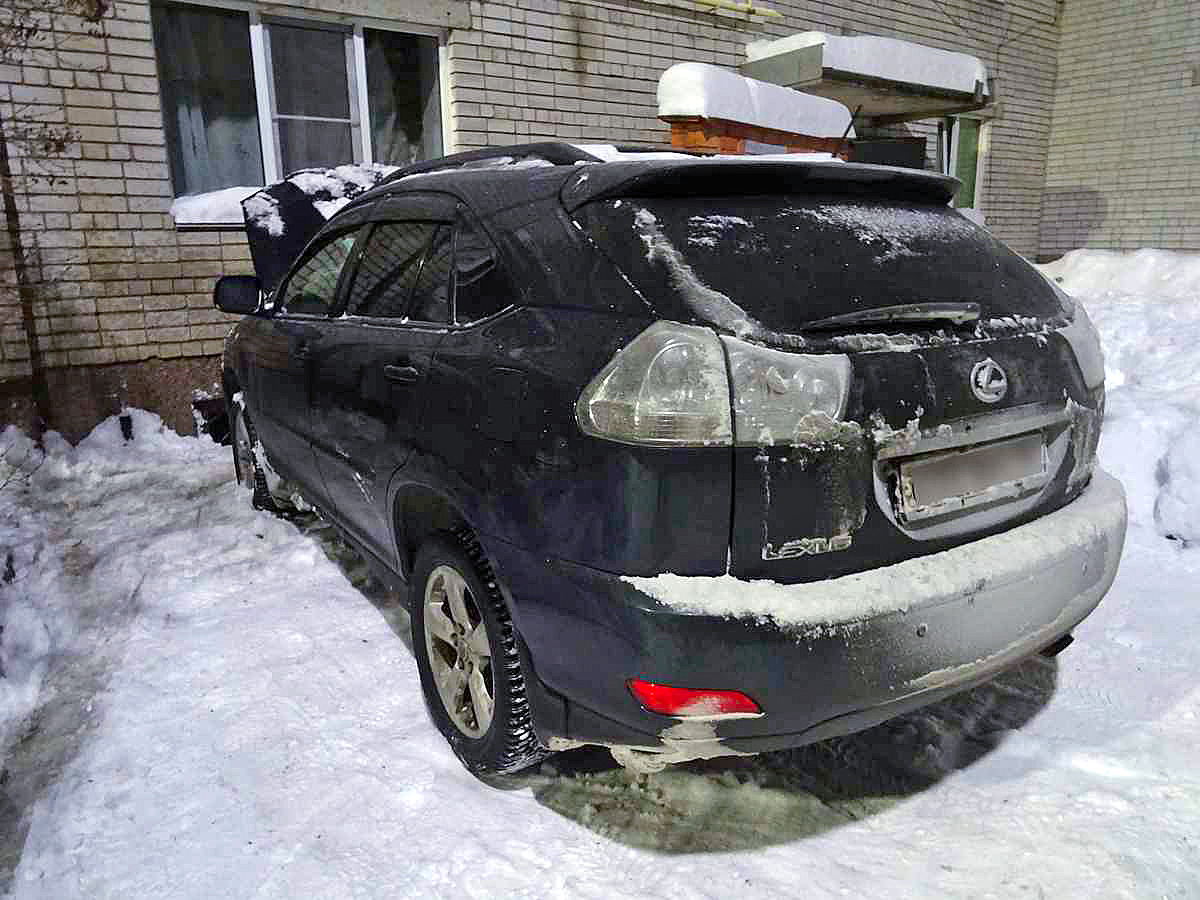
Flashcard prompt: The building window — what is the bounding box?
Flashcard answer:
[151,4,264,196]
[151,2,443,199]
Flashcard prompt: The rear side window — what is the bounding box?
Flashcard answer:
[577,195,1063,333]
[453,219,511,325]
[345,222,437,318]
[410,225,454,323]
[279,231,359,316]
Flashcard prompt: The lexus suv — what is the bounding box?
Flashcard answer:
[216,143,1126,776]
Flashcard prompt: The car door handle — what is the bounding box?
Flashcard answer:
[291,341,312,360]
[383,364,420,384]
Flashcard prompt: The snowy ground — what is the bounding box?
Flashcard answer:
[1,249,1199,899]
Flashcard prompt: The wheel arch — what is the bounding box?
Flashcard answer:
[392,484,471,580]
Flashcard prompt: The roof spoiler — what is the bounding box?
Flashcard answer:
[559,159,960,211]
[376,142,601,188]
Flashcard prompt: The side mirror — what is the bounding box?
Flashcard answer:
[214,275,265,315]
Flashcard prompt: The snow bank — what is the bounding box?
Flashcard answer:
[1039,249,1200,545]
[657,62,854,138]
[0,411,225,756]
[746,31,989,97]
[170,186,260,226]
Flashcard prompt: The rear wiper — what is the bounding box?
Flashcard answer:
[802,302,981,331]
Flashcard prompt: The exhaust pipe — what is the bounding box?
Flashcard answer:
[1040,633,1074,658]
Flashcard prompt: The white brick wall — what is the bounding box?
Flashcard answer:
[1,0,1064,416]
[1039,0,1200,256]
[0,0,251,385]
[447,0,1061,257]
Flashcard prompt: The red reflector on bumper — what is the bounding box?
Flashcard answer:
[627,678,762,717]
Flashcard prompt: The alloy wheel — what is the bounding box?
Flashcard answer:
[423,564,495,738]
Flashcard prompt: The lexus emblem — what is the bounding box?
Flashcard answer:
[970,359,1008,403]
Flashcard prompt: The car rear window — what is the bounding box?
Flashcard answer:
[576,194,1063,335]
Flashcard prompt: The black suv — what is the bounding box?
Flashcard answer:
[216,143,1126,776]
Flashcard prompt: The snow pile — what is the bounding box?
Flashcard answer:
[0,411,220,754]
[574,143,695,162]
[0,428,50,751]
[1039,249,1200,544]
[657,62,854,139]
[170,186,260,226]
[746,31,989,97]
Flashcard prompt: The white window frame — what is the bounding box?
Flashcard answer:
[162,0,452,190]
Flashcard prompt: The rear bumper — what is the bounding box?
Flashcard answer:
[485,470,1127,761]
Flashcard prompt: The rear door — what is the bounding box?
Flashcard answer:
[577,192,1097,583]
[246,227,362,502]
[309,193,456,564]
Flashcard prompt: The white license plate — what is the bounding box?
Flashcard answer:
[899,433,1047,521]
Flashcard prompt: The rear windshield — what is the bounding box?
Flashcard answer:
[577,195,1063,335]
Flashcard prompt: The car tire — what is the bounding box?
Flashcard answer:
[230,401,277,512]
[410,529,547,776]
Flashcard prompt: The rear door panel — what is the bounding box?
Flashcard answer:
[310,321,445,562]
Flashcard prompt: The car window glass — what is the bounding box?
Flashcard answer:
[345,221,437,318]
[454,219,512,325]
[409,224,453,323]
[278,231,358,316]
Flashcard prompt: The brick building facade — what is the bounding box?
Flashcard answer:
[0,0,1195,438]
[1039,0,1200,255]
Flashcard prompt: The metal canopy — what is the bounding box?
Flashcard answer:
[741,33,992,127]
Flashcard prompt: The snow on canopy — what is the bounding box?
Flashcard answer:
[241,163,398,293]
[746,31,990,97]
[657,62,855,139]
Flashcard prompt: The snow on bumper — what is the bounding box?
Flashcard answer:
[625,470,1126,637]
[612,470,1126,757]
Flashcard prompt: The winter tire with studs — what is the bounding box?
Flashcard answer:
[230,400,277,512]
[410,530,547,775]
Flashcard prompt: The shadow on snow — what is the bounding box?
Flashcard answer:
[305,511,1060,855]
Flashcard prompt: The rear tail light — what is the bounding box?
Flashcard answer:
[721,336,852,445]
[575,321,732,446]
[576,321,855,448]
[627,678,762,717]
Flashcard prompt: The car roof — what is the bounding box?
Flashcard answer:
[339,142,960,223]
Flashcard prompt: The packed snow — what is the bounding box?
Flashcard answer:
[657,62,855,138]
[2,250,1200,897]
[746,32,990,97]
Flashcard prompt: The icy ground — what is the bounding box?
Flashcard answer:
[2,249,1199,898]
